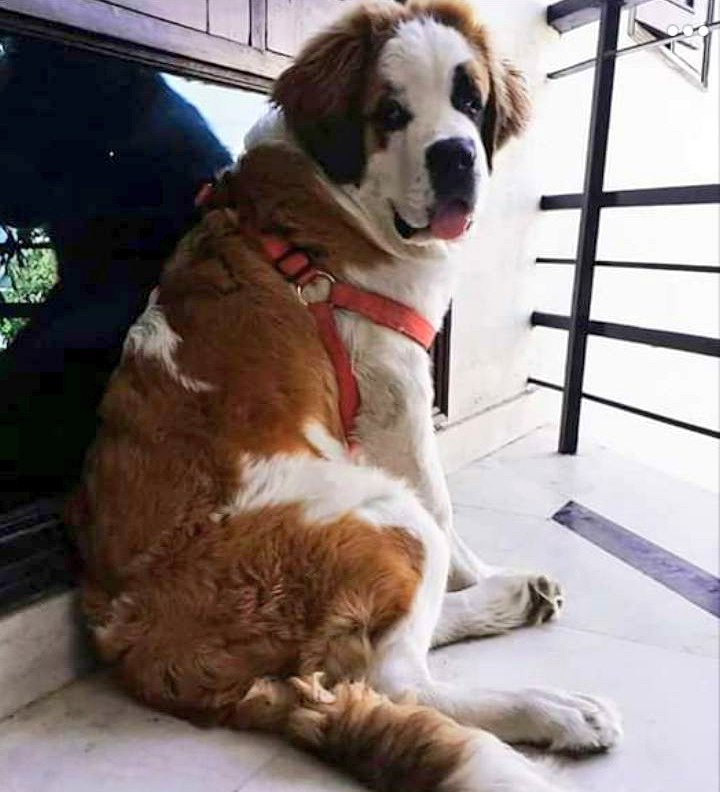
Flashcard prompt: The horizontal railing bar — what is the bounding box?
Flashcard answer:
[541,183,720,210]
[533,312,573,330]
[541,193,584,210]
[0,303,38,318]
[548,19,720,79]
[536,257,720,274]
[531,312,720,357]
[603,184,720,207]
[592,320,720,356]
[547,0,652,33]
[528,377,720,439]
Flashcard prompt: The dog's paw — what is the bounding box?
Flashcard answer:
[484,571,564,627]
[525,575,564,625]
[433,572,566,647]
[520,689,623,754]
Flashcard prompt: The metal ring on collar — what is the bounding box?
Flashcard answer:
[296,271,336,306]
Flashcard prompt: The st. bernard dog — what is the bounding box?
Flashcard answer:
[70,1,622,789]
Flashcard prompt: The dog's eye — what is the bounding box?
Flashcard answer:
[460,96,483,118]
[452,65,484,121]
[375,99,412,132]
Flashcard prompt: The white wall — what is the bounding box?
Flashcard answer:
[447,0,555,424]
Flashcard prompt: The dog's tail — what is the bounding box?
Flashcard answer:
[228,672,552,792]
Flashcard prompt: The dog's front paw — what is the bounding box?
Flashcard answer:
[525,575,564,625]
[482,571,564,629]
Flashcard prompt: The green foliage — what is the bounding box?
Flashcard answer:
[0,231,57,349]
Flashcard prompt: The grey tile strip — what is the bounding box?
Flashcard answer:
[553,500,720,618]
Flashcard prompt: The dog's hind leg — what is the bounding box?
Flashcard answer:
[364,501,621,757]
[374,616,622,755]
[374,613,621,757]
[352,489,568,789]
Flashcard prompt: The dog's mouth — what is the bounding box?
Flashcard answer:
[393,208,419,240]
[392,201,473,242]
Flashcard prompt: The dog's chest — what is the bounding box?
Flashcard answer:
[336,311,433,432]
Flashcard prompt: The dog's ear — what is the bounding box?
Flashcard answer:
[481,58,530,169]
[272,5,398,185]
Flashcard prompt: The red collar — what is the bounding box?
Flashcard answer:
[259,234,436,447]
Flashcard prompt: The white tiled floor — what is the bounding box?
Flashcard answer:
[1,428,718,792]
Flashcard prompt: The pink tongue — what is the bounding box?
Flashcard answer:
[429,203,470,241]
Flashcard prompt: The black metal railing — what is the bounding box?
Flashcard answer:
[535,0,720,453]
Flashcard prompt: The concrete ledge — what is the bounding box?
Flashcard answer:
[437,387,549,474]
[0,591,92,720]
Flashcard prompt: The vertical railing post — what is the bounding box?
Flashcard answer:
[558,0,622,454]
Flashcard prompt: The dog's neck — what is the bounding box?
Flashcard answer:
[243,109,458,329]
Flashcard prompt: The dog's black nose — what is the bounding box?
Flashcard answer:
[426,137,475,176]
[426,137,476,202]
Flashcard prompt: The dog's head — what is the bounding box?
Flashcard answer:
[273,0,530,245]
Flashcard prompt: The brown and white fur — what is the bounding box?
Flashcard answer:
[69,2,622,790]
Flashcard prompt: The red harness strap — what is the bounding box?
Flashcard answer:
[193,183,435,447]
[258,234,436,446]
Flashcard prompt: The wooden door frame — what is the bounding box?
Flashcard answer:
[0,1,285,91]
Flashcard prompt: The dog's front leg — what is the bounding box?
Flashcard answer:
[409,417,491,590]
[355,366,486,590]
